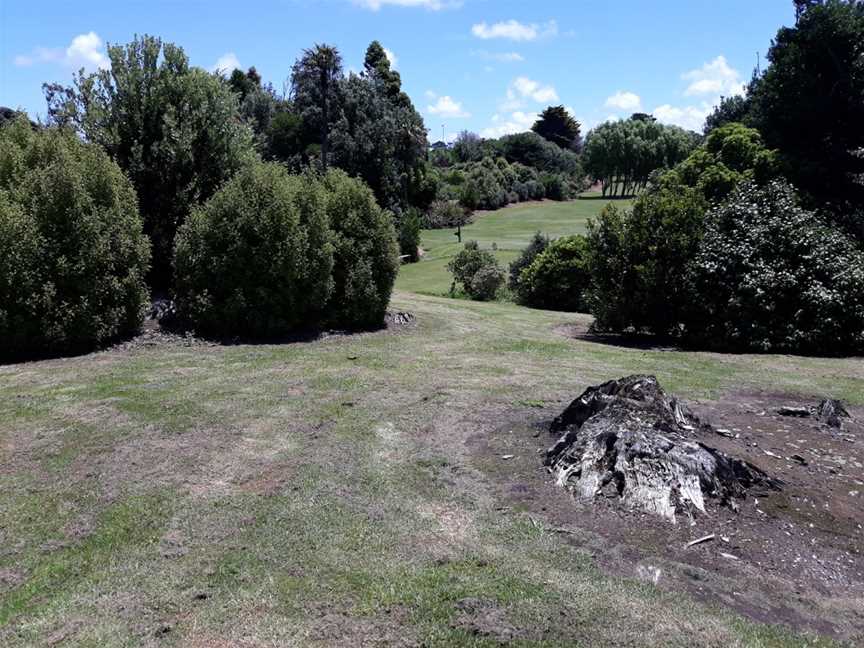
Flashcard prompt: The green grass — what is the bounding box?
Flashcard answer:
[1,292,861,646]
[396,196,628,297]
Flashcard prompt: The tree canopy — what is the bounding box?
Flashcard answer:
[582,116,697,197]
[43,34,256,287]
[531,105,582,151]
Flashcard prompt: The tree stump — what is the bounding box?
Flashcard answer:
[545,375,778,523]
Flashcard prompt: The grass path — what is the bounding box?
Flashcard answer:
[1,292,861,646]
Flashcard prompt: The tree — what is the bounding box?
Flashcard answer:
[748,0,864,231]
[453,131,484,163]
[291,44,344,169]
[703,95,751,134]
[582,117,697,197]
[532,105,582,151]
[329,42,428,213]
[43,35,256,288]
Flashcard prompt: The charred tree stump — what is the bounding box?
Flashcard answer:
[545,376,779,523]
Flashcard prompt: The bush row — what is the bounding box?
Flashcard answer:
[498,123,864,355]
[0,118,399,358]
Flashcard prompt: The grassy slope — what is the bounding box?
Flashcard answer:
[1,292,861,646]
[395,197,624,297]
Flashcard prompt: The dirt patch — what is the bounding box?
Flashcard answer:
[450,598,531,643]
[305,606,418,647]
[468,388,864,642]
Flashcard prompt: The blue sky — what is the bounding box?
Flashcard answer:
[1,0,795,138]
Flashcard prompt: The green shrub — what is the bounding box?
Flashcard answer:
[398,209,421,263]
[320,169,399,329]
[0,118,150,359]
[173,163,334,338]
[685,180,864,354]
[508,232,549,293]
[585,185,708,335]
[541,173,569,201]
[423,199,470,229]
[448,241,504,301]
[515,235,591,312]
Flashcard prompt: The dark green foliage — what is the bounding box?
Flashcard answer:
[0,118,150,359]
[685,180,864,354]
[499,131,582,176]
[267,110,307,164]
[43,35,257,288]
[515,235,590,312]
[508,232,549,293]
[447,241,504,301]
[173,163,334,338]
[398,209,422,263]
[319,169,399,329]
[585,185,708,335]
[703,95,752,134]
[582,117,697,197]
[328,44,429,214]
[453,131,484,163]
[291,44,344,170]
[748,0,864,226]
[540,173,568,201]
[532,105,582,151]
[423,199,470,230]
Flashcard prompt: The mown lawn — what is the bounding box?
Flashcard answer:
[395,196,629,297]
[1,292,861,646]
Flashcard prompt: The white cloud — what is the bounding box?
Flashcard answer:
[211,52,242,74]
[501,76,558,110]
[14,32,108,71]
[604,91,642,111]
[427,95,470,118]
[682,55,744,97]
[473,50,524,63]
[481,110,537,138]
[652,104,711,131]
[353,0,459,10]
[647,56,745,133]
[383,47,398,70]
[471,19,557,42]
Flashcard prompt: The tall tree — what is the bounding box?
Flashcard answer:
[329,41,429,213]
[749,0,864,227]
[291,44,343,169]
[531,105,582,151]
[43,35,256,288]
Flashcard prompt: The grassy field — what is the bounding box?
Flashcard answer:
[395,197,625,297]
[1,291,862,646]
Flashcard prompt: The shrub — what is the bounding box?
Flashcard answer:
[469,263,506,302]
[173,163,333,338]
[541,173,568,201]
[515,236,591,312]
[321,169,399,329]
[448,241,504,301]
[398,209,421,263]
[585,184,708,335]
[0,118,150,359]
[508,232,549,293]
[685,180,864,354]
[45,36,257,288]
[423,199,470,229]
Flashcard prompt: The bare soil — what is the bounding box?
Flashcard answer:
[469,391,864,642]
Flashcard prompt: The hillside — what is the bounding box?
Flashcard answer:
[1,292,861,646]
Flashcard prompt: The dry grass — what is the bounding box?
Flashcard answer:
[0,291,861,646]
